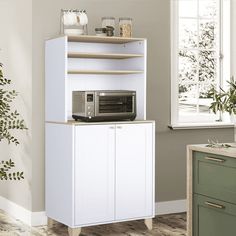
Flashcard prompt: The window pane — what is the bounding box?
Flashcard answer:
[199,0,218,18]
[175,0,226,124]
[199,20,217,49]
[179,0,198,17]
[199,51,217,83]
[179,83,198,113]
[179,50,198,85]
[199,82,215,99]
[179,19,198,48]
[198,83,218,122]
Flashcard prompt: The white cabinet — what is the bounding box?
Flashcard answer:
[115,123,153,220]
[74,125,115,225]
[45,35,154,236]
[45,121,155,235]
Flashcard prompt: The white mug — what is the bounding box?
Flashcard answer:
[63,12,77,26]
[77,12,88,26]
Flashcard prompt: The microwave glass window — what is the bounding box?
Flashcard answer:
[99,96,133,113]
[87,94,94,102]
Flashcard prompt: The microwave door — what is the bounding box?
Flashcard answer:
[95,94,135,117]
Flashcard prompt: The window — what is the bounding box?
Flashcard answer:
[171,0,231,126]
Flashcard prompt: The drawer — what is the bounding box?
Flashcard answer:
[193,151,236,204]
[193,194,236,236]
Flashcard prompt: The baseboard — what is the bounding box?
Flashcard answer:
[0,196,47,226]
[155,199,187,215]
[0,196,186,226]
[31,211,47,226]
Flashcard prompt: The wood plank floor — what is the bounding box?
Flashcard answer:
[0,210,186,236]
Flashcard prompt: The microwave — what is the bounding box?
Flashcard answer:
[72,90,136,122]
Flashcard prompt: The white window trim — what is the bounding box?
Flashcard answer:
[170,0,232,128]
[230,1,236,81]
[171,0,179,126]
[169,122,234,130]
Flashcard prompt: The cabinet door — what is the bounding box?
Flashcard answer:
[74,125,115,226]
[115,123,154,220]
[194,194,236,236]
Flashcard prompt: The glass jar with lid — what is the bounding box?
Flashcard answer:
[119,17,132,38]
[102,17,115,29]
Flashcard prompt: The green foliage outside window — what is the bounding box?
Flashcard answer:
[179,21,217,99]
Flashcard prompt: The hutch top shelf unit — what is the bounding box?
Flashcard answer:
[45,35,147,123]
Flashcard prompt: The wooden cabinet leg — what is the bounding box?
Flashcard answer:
[68,227,82,236]
[144,218,153,230]
[47,217,54,229]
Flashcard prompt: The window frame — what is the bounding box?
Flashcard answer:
[170,0,231,128]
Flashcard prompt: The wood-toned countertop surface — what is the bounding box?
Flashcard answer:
[46,120,155,126]
[188,143,236,158]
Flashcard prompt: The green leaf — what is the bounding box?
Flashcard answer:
[208,80,236,115]
[0,63,26,181]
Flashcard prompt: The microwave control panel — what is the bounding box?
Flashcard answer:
[86,93,95,118]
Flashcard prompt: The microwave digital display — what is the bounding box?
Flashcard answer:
[87,94,94,102]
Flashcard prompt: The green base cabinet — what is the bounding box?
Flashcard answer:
[194,194,236,236]
[188,147,236,236]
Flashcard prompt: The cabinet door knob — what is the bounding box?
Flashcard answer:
[205,201,225,209]
[204,156,225,163]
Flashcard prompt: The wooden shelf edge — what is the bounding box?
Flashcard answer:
[67,35,146,44]
[67,70,144,75]
[68,52,144,59]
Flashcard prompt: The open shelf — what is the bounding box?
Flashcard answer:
[67,70,144,75]
[68,52,144,59]
[67,35,145,44]
[46,36,146,122]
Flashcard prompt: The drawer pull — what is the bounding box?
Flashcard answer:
[205,156,225,163]
[205,201,225,209]
[117,126,122,129]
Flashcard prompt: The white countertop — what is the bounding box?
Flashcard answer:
[188,143,236,158]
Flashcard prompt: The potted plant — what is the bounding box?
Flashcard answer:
[0,63,27,180]
[208,80,236,117]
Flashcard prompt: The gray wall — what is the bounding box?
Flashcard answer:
[0,0,32,211]
[31,0,234,212]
